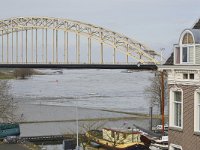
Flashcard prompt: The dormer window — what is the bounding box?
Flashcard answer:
[174,30,196,65]
[182,33,194,44]
[181,32,195,64]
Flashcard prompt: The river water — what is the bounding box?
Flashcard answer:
[8,69,159,137]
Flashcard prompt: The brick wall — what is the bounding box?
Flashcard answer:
[168,84,200,150]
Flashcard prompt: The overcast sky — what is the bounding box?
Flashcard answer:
[1,0,200,57]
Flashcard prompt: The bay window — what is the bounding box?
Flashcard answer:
[194,91,200,132]
[170,88,183,128]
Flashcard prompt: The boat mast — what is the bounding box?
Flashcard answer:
[76,97,79,150]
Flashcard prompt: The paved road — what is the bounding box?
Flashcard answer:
[0,144,30,150]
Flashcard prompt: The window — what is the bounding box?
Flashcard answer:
[182,73,194,80]
[181,46,194,63]
[182,47,188,62]
[116,132,119,140]
[190,73,194,79]
[194,91,200,132]
[174,91,182,127]
[180,32,194,64]
[182,33,194,44]
[183,73,188,79]
[170,89,183,128]
[111,131,114,138]
[123,133,127,139]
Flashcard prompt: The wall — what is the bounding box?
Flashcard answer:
[168,84,200,150]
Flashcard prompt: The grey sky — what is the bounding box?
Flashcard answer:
[1,0,200,57]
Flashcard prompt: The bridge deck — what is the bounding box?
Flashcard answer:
[0,64,157,70]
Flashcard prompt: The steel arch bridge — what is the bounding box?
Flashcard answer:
[0,17,160,68]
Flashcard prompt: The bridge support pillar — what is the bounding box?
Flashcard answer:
[46,28,48,63]
[7,34,9,63]
[126,44,129,64]
[1,30,3,63]
[76,33,80,64]
[64,31,69,64]
[88,37,91,64]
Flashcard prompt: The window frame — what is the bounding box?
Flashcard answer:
[182,46,188,62]
[179,30,195,64]
[194,89,200,133]
[169,88,183,129]
[182,32,194,44]
[182,73,195,80]
[180,45,195,64]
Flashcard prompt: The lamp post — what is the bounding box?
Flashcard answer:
[161,71,165,135]
[75,97,79,150]
[149,106,153,131]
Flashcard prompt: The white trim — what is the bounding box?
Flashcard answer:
[181,45,195,64]
[194,44,196,64]
[194,89,200,132]
[179,29,196,65]
[170,143,183,150]
[168,80,200,86]
[157,67,200,86]
[174,46,180,65]
[169,87,183,129]
[179,29,195,45]
[158,65,200,70]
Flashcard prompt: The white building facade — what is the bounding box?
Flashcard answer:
[159,21,200,150]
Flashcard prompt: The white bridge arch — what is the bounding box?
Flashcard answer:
[0,17,160,65]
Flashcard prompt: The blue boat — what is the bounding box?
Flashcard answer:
[0,123,20,138]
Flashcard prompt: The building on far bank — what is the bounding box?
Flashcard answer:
[159,19,200,150]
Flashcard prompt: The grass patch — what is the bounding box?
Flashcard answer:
[0,72,15,80]
[0,69,46,80]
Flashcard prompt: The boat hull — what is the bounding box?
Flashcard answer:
[86,130,150,150]
[100,144,149,150]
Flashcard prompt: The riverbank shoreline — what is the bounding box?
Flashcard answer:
[18,104,167,124]
[0,68,46,79]
[16,103,165,137]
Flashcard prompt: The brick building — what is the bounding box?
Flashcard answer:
[159,20,200,150]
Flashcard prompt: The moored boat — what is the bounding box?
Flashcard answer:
[133,124,168,150]
[0,123,20,139]
[86,128,151,150]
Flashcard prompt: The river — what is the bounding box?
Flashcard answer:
[8,69,160,137]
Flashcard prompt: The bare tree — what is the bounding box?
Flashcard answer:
[0,80,17,122]
[64,121,106,150]
[144,72,168,115]
[13,68,34,79]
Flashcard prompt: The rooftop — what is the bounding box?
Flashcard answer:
[193,19,200,29]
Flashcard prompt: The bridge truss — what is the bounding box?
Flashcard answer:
[0,17,160,65]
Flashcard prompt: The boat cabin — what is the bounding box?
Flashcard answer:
[102,128,141,144]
